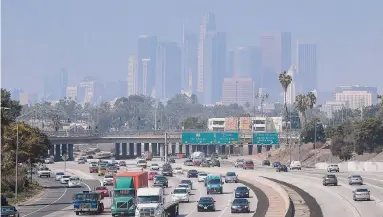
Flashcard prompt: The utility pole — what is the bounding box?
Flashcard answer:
[164,133,168,163]
[255,90,269,117]
[314,121,317,166]
[15,124,19,201]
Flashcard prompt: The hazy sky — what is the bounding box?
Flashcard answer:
[2,0,383,94]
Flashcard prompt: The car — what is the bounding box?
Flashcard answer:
[323,174,338,186]
[89,164,99,173]
[1,206,20,217]
[103,174,114,186]
[348,175,363,185]
[225,172,238,183]
[211,159,220,167]
[78,159,86,164]
[68,177,82,188]
[231,198,250,213]
[149,171,159,180]
[154,176,169,188]
[119,161,126,166]
[44,158,54,164]
[178,184,191,193]
[234,159,244,168]
[162,164,173,177]
[55,172,65,181]
[187,170,198,178]
[235,186,250,198]
[327,164,340,173]
[353,188,370,201]
[60,175,71,184]
[243,160,254,170]
[192,160,201,166]
[290,161,302,170]
[180,179,193,190]
[168,158,176,163]
[221,155,228,159]
[151,164,160,170]
[174,167,184,174]
[197,197,216,212]
[273,161,281,168]
[201,161,210,167]
[95,186,109,197]
[262,160,270,166]
[198,173,208,182]
[184,159,193,166]
[172,187,190,202]
[276,165,288,172]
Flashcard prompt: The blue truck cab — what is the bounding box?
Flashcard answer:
[205,174,224,194]
[73,191,104,215]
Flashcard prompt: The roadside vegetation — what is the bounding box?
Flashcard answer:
[1,88,50,204]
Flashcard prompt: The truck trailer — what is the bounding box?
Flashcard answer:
[111,171,148,216]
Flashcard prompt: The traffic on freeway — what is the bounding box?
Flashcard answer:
[23,154,259,217]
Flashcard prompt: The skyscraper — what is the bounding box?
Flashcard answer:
[197,13,216,104]
[229,46,252,78]
[259,32,291,100]
[43,68,68,100]
[138,35,158,96]
[128,55,138,96]
[182,30,198,94]
[156,42,182,100]
[212,32,227,103]
[296,41,317,94]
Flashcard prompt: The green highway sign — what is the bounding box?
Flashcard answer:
[253,132,279,145]
[182,132,239,145]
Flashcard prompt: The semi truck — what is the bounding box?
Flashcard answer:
[135,188,179,217]
[111,171,148,217]
[205,174,224,194]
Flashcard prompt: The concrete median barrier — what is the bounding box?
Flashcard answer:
[315,161,383,172]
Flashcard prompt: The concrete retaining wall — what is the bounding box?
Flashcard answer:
[315,161,383,172]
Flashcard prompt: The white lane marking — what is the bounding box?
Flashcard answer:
[81,181,92,191]
[216,199,231,217]
[22,186,68,217]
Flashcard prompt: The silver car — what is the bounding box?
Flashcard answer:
[323,174,338,186]
[353,188,370,201]
[225,172,238,183]
[348,175,363,185]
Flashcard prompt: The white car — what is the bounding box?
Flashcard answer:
[151,164,160,170]
[172,188,190,202]
[290,161,302,170]
[174,167,183,174]
[327,164,339,172]
[55,172,65,181]
[234,159,244,168]
[68,177,81,188]
[103,174,114,186]
[198,173,208,182]
[178,184,191,193]
[60,175,71,184]
[44,158,54,164]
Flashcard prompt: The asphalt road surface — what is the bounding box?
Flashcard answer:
[17,174,99,217]
[224,157,383,217]
[42,160,258,217]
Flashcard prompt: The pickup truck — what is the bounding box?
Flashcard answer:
[38,168,51,178]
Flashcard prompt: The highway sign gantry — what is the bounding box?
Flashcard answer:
[181,132,239,145]
[253,132,279,145]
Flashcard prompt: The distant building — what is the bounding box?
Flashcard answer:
[127,55,138,96]
[79,78,104,104]
[335,90,372,110]
[221,77,254,106]
[334,85,378,104]
[296,42,317,94]
[320,101,348,118]
[207,118,225,131]
[138,35,158,96]
[182,30,198,94]
[66,86,78,101]
[208,116,282,133]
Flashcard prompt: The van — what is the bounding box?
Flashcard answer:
[290,161,301,170]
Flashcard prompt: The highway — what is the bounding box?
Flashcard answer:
[222,158,383,217]
[42,160,258,217]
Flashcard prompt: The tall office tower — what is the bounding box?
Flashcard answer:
[259,32,291,100]
[221,77,255,106]
[138,35,158,96]
[79,77,104,105]
[11,88,23,100]
[228,46,252,77]
[156,42,182,100]
[43,68,68,100]
[197,13,216,104]
[296,41,317,94]
[182,30,198,94]
[248,46,262,87]
[66,86,78,101]
[127,55,138,96]
[285,65,297,105]
[211,32,227,103]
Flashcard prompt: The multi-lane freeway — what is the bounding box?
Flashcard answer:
[19,158,383,217]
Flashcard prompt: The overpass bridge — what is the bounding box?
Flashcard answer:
[44,130,300,162]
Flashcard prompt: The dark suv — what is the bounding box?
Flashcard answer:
[323,174,338,186]
[235,186,250,198]
[187,170,198,178]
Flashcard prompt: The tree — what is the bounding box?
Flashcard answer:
[1,89,22,126]
[278,71,292,126]
[295,94,308,127]
[181,117,207,130]
[378,95,383,106]
[300,119,326,145]
[354,118,383,153]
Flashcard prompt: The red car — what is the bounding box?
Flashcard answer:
[149,172,159,180]
[243,160,255,170]
[192,160,201,166]
[95,186,109,197]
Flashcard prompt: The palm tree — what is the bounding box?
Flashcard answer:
[305,92,317,121]
[295,94,308,127]
[378,95,383,106]
[278,71,293,126]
